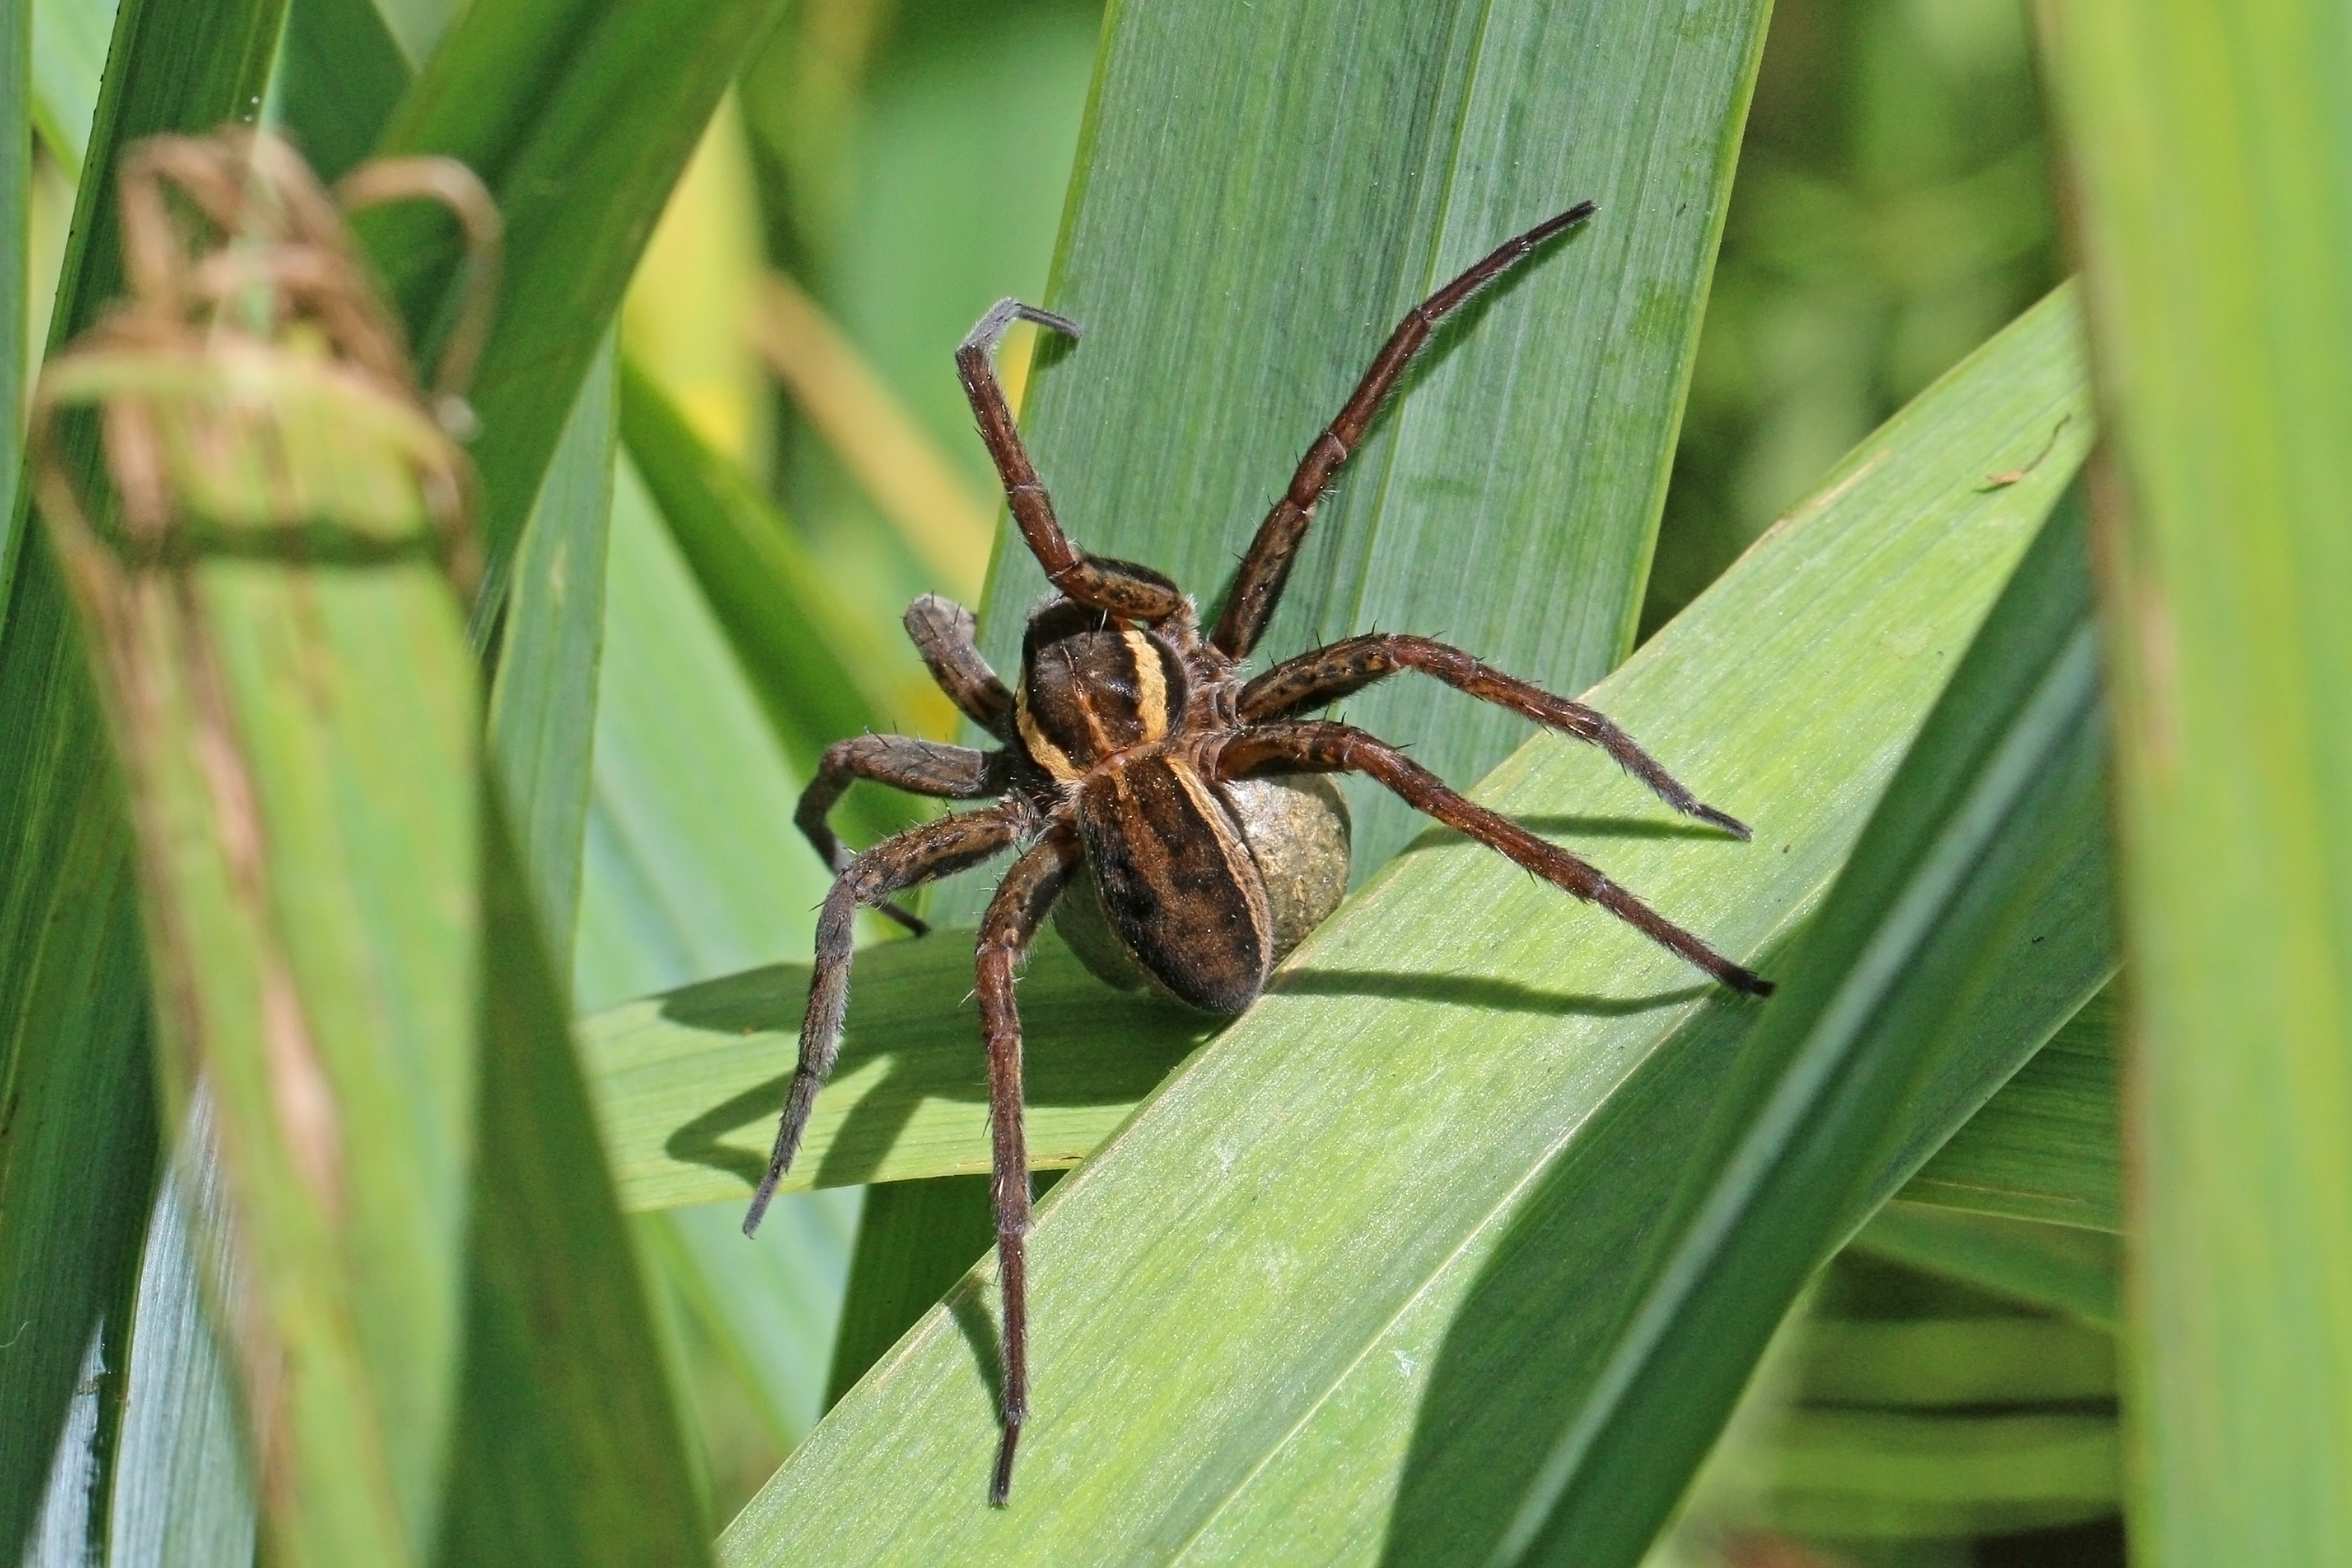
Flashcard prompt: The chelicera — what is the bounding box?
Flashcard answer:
[741,203,1773,1504]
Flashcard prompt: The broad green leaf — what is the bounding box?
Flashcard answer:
[43,369,481,1566]
[0,5,285,1556]
[488,333,616,958]
[584,934,1211,1210]
[1482,485,2111,1567]
[586,926,2112,1227]
[710,287,2091,1563]
[945,0,1774,914]
[364,0,787,596]
[2037,6,2352,1562]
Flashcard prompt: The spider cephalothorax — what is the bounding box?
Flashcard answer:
[743,202,1773,1505]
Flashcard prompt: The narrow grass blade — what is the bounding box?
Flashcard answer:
[708,288,2091,1563]
[822,1175,997,1408]
[1485,486,2111,1568]
[953,0,1773,900]
[104,1114,257,1567]
[275,0,410,184]
[1852,1203,2119,1328]
[572,455,835,1012]
[26,0,113,174]
[616,364,912,848]
[569,447,862,1505]
[0,6,286,1555]
[364,0,787,593]
[1901,981,2118,1231]
[2036,6,2352,1561]
[4,0,23,530]
[488,332,616,958]
[433,803,711,1568]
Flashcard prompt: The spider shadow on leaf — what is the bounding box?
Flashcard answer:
[656,942,1211,1191]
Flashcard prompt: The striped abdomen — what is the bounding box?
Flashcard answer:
[1074,750,1272,1015]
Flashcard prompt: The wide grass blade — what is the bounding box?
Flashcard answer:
[1483,485,2111,1566]
[941,0,1775,910]
[2036,4,2352,1559]
[706,286,2090,1562]
[0,5,285,1556]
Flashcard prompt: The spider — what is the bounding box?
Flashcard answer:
[741,202,1773,1505]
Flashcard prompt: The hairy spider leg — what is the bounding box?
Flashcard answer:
[974,827,1082,1507]
[745,802,1031,1235]
[958,300,1186,622]
[1219,722,1772,996]
[1210,201,1599,660]
[793,735,1010,936]
[905,593,1016,739]
[1239,633,1752,838]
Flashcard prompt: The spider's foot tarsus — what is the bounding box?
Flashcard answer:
[1693,803,1754,841]
[1724,963,1775,999]
[990,1422,1023,1507]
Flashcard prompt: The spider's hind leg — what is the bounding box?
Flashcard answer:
[1238,632,1751,838]
[973,825,1082,1507]
[957,300,1185,623]
[1218,720,1771,996]
[794,735,1011,935]
[746,801,1030,1235]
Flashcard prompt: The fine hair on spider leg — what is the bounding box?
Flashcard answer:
[751,201,1771,1509]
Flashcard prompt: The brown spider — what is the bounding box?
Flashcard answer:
[741,202,1772,1504]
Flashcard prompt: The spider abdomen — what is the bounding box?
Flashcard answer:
[1070,751,1272,1015]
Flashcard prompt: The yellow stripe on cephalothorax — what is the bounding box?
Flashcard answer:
[1125,628,1170,741]
[1016,684,1082,782]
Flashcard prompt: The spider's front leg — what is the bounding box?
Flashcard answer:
[794,735,1012,936]
[957,300,1186,623]
[1240,633,1752,838]
[1210,201,1597,659]
[746,801,1030,1234]
[904,593,1015,740]
[973,824,1080,1507]
[1219,721,1772,997]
